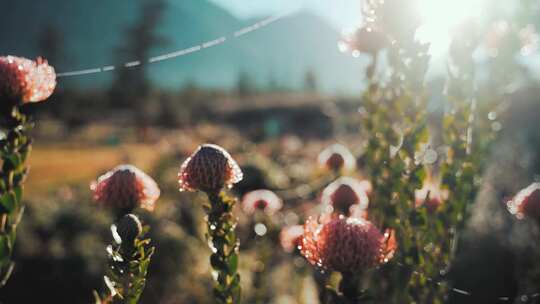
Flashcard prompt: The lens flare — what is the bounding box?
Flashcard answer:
[415,0,486,55]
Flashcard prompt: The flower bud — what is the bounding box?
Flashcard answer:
[318,144,356,172]
[242,189,283,215]
[321,177,369,216]
[115,213,143,245]
[507,183,540,221]
[299,215,395,273]
[178,144,243,193]
[91,164,160,215]
[0,56,56,104]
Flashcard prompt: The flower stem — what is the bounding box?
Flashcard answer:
[0,105,32,287]
[205,191,241,304]
[338,272,367,304]
[95,214,154,304]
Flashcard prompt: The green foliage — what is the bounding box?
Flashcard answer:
[0,106,32,287]
[95,216,154,304]
[354,0,498,302]
[205,192,241,304]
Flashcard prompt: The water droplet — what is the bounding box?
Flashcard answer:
[423,149,438,165]
[491,121,502,132]
[488,111,497,120]
[254,223,267,236]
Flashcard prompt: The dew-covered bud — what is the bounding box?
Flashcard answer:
[507,183,540,221]
[178,144,243,194]
[318,143,356,172]
[299,215,395,273]
[115,213,143,245]
[91,164,160,215]
[0,55,56,104]
[321,177,369,216]
[242,189,283,215]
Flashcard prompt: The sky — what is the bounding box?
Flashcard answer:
[209,0,362,30]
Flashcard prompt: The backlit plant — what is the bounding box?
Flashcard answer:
[178,144,243,304]
[91,164,160,304]
[0,55,56,287]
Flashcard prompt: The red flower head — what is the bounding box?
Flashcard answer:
[280,225,304,253]
[415,179,448,213]
[321,177,370,216]
[178,144,243,194]
[0,56,56,104]
[242,189,283,215]
[299,215,396,273]
[318,144,356,172]
[91,164,160,213]
[507,183,540,221]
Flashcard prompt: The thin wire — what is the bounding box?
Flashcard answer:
[56,11,293,78]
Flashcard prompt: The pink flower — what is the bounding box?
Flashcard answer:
[91,164,160,213]
[299,215,395,273]
[0,56,56,104]
[318,144,356,172]
[415,179,448,212]
[507,183,540,221]
[321,177,370,216]
[242,189,283,215]
[178,144,243,193]
[280,225,304,253]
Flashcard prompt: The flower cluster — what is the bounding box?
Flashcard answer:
[300,215,396,273]
[178,144,243,193]
[91,164,160,213]
[0,55,56,104]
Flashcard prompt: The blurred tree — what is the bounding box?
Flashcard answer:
[109,0,168,118]
[236,70,256,97]
[37,24,64,67]
[303,68,318,93]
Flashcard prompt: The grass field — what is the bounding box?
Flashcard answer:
[26,143,164,198]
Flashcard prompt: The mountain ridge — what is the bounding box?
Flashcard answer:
[0,0,367,93]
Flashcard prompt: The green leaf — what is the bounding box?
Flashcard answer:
[13,186,22,204]
[0,191,17,213]
[227,253,238,275]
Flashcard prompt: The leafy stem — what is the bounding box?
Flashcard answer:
[0,105,32,287]
[205,191,241,304]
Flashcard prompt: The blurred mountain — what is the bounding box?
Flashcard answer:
[0,0,366,93]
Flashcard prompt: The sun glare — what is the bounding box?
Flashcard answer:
[416,0,486,56]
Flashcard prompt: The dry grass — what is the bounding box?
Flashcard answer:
[25,143,164,198]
